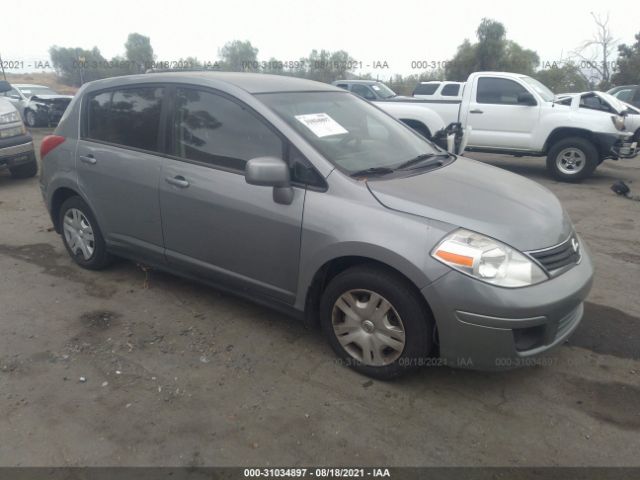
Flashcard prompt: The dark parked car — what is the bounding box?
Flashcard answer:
[2,84,73,127]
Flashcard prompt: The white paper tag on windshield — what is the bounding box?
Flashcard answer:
[295,113,348,138]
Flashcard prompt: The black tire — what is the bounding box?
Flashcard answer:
[319,265,433,379]
[59,196,113,270]
[25,109,39,128]
[546,136,599,182]
[9,156,38,179]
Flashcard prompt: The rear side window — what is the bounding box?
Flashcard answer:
[413,83,439,95]
[476,78,528,105]
[86,86,164,151]
[441,83,460,96]
[172,88,283,171]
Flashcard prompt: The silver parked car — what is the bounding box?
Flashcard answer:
[39,72,593,378]
[2,83,73,127]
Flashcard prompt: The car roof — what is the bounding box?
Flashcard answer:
[84,72,341,94]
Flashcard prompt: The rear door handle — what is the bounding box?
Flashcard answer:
[470,109,484,114]
[79,154,96,165]
[165,175,190,188]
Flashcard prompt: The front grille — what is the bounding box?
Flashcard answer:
[527,235,581,274]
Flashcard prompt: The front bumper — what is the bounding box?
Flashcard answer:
[421,237,594,370]
[595,132,638,159]
[0,133,35,167]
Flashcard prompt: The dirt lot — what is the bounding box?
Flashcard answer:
[1,128,639,467]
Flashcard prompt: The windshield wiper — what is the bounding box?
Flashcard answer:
[395,153,450,170]
[349,166,396,178]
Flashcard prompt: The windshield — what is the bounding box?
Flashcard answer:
[18,86,58,97]
[370,83,397,99]
[520,76,555,102]
[258,91,439,174]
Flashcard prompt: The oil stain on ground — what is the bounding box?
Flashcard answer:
[567,302,639,360]
[0,243,116,299]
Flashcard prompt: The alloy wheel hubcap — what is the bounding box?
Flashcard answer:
[557,148,586,174]
[331,289,406,366]
[63,208,95,260]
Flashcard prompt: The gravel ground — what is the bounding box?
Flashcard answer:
[0,128,638,466]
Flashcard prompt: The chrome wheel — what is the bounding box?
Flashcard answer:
[331,289,406,366]
[63,208,95,260]
[556,148,586,175]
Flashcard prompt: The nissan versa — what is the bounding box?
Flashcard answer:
[39,73,594,378]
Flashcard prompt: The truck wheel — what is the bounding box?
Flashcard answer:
[546,137,598,182]
[9,156,38,179]
[319,265,433,380]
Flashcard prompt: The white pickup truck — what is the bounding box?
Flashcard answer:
[331,80,468,154]
[407,72,639,181]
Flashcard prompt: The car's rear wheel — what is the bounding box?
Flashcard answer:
[9,155,38,179]
[320,265,433,379]
[546,137,598,182]
[25,109,39,128]
[59,196,112,270]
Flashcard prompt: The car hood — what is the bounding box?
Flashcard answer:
[30,95,73,103]
[366,157,573,251]
[0,98,18,116]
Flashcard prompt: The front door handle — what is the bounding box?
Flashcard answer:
[79,154,96,165]
[165,175,190,188]
[470,109,484,114]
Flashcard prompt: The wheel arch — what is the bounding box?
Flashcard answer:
[50,186,83,233]
[399,119,431,138]
[302,255,435,329]
[542,128,597,154]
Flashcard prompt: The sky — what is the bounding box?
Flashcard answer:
[1,0,637,78]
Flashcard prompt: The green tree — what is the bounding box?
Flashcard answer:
[218,40,259,72]
[535,63,589,93]
[49,46,109,86]
[445,18,539,80]
[612,32,640,85]
[125,33,154,73]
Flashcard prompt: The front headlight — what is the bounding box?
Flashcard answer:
[611,115,626,131]
[432,229,548,288]
[0,111,21,124]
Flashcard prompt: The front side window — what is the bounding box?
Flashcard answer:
[172,88,283,171]
[441,83,460,96]
[86,86,164,151]
[258,91,439,175]
[476,78,530,105]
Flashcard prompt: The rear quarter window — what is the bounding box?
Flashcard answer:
[441,83,460,97]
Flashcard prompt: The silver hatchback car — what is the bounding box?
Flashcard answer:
[40,72,593,378]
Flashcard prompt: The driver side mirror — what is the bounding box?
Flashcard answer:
[0,80,12,94]
[518,92,537,106]
[245,156,294,205]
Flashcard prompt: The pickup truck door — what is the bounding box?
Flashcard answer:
[461,77,540,150]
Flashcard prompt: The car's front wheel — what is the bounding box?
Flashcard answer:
[59,196,113,270]
[25,109,39,128]
[546,137,598,182]
[320,265,434,379]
